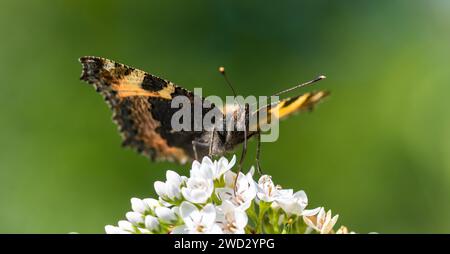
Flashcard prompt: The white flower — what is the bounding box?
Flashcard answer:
[131,198,149,214]
[130,197,162,216]
[336,225,355,234]
[137,228,151,234]
[104,220,138,234]
[212,155,236,180]
[155,206,178,224]
[106,207,151,234]
[275,190,310,216]
[143,198,162,211]
[216,200,248,234]
[154,170,186,201]
[104,155,355,234]
[126,211,144,226]
[144,215,160,231]
[105,225,130,234]
[216,169,256,210]
[118,220,135,232]
[303,207,339,234]
[174,202,222,234]
[256,175,281,202]
[269,188,292,210]
[181,159,214,204]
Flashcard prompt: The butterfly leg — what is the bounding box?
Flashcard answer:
[238,103,250,171]
[192,140,210,161]
[256,131,264,175]
[234,103,249,193]
[234,126,248,194]
[238,130,248,172]
[192,141,199,161]
[208,127,215,157]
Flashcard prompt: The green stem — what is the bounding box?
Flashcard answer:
[271,210,281,234]
[256,202,270,233]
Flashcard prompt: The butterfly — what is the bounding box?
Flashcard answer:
[79,56,328,171]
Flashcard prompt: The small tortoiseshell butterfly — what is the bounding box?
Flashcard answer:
[79,56,328,170]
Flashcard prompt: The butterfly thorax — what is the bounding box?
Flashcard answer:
[220,103,256,151]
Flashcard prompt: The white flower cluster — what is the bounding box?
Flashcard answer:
[105,155,354,234]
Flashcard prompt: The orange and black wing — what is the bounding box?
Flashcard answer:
[79,56,220,164]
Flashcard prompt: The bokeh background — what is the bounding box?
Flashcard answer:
[1,0,449,233]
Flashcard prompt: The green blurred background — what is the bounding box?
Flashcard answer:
[0,0,449,233]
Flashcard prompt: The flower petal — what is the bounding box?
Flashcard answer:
[234,210,248,229]
[118,220,135,232]
[223,171,237,188]
[166,170,182,185]
[179,201,198,228]
[302,207,321,217]
[131,198,147,214]
[154,181,166,198]
[155,207,177,223]
[321,214,339,234]
[207,223,223,234]
[201,204,217,227]
[144,215,159,231]
[126,212,144,225]
[171,225,187,234]
[105,225,124,234]
[303,216,317,231]
[228,155,237,170]
[143,198,160,211]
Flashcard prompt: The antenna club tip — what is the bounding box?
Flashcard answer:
[318,75,326,79]
[219,66,225,73]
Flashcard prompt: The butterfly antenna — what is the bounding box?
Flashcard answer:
[273,75,326,97]
[219,66,238,98]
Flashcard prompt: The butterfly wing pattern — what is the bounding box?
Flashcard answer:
[251,91,329,131]
[79,56,220,164]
